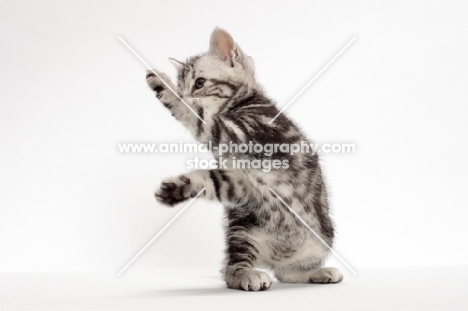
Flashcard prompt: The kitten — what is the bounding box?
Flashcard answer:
[146,28,342,291]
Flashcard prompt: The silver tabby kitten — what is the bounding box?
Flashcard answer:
[146,28,343,291]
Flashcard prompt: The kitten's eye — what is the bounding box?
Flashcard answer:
[195,78,206,89]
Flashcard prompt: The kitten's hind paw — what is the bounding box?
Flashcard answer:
[309,267,343,284]
[155,175,195,207]
[226,269,273,291]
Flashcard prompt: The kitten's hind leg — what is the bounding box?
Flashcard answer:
[275,267,343,284]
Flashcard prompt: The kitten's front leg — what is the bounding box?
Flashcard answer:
[155,170,213,207]
[146,70,199,134]
[155,174,204,207]
[155,169,251,207]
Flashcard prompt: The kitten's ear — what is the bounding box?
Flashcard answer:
[209,27,255,74]
[209,27,238,62]
[169,58,184,70]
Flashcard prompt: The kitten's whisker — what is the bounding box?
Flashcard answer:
[268,188,357,276]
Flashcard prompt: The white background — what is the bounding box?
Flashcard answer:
[1,0,468,275]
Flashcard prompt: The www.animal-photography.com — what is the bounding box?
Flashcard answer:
[1,0,467,310]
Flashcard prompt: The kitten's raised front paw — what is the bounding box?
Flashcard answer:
[146,70,172,98]
[155,175,194,207]
[309,267,343,284]
[226,269,273,291]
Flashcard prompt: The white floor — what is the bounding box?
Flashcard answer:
[1,266,467,310]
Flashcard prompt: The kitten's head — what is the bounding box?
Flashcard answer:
[170,28,256,110]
